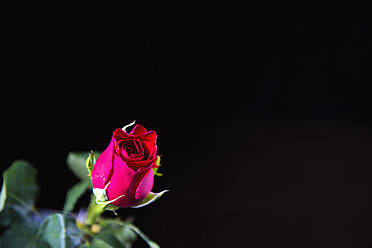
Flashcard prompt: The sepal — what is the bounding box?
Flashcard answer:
[92,183,123,212]
[122,120,136,132]
[131,190,168,208]
[152,155,163,177]
[86,150,95,179]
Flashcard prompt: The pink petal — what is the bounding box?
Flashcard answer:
[106,155,134,206]
[135,169,154,200]
[91,138,114,189]
[107,162,153,208]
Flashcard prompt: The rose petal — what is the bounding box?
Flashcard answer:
[140,140,157,160]
[113,128,157,145]
[120,149,144,162]
[113,128,126,138]
[107,162,152,208]
[132,139,144,156]
[106,154,134,206]
[135,169,154,200]
[126,159,155,171]
[130,124,147,135]
[137,130,157,144]
[118,139,146,162]
[91,138,114,189]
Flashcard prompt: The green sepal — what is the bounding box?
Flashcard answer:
[131,190,168,208]
[103,204,119,212]
[86,150,95,179]
[92,186,122,214]
[152,155,163,177]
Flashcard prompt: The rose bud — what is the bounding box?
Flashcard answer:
[91,122,167,209]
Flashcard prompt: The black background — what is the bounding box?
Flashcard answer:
[2,1,372,247]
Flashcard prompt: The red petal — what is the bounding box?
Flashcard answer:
[113,128,126,138]
[137,130,156,144]
[140,140,156,159]
[113,127,156,145]
[130,124,147,135]
[126,159,155,171]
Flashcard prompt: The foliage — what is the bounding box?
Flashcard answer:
[0,152,162,247]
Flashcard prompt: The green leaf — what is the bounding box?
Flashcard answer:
[131,190,169,208]
[67,151,101,186]
[39,213,83,248]
[99,219,137,248]
[2,160,39,209]
[0,219,48,248]
[129,224,160,248]
[91,233,125,248]
[0,179,6,212]
[63,181,90,213]
[116,222,138,248]
[0,203,30,227]
[98,218,160,248]
[67,152,91,184]
[0,160,39,226]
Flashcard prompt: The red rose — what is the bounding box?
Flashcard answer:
[91,123,163,208]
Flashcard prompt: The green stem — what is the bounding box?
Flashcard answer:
[85,194,105,226]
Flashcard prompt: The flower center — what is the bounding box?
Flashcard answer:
[120,139,143,159]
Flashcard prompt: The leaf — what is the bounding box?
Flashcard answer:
[0,179,6,212]
[67,151,101,185]
[129,224,160,248]
[0,219,48,248]
[99,219,137,248]
[67,152,91,184]
[0,160,39,226]
[116,222,138,248]
[63,181,90,213]
[91,233,125,248]
[98,218,160,248]
[2,160,39,209]
[131,190,169,208]
[39,213,83,248]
